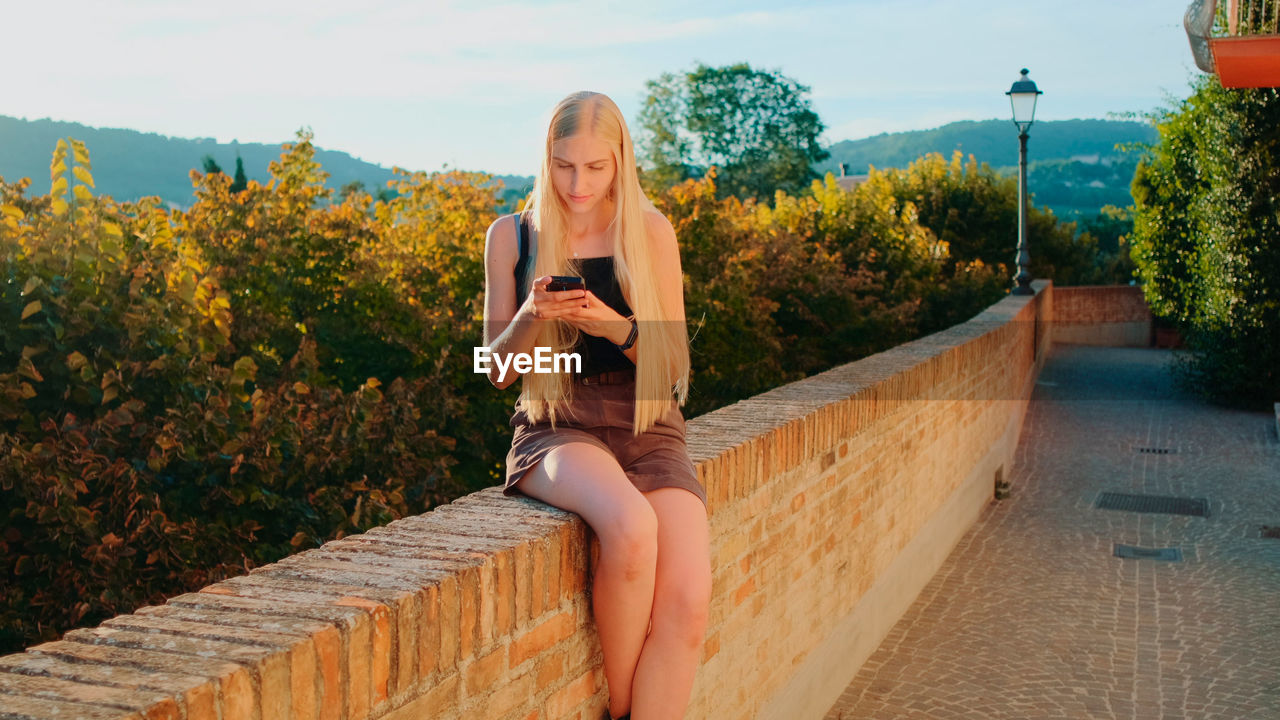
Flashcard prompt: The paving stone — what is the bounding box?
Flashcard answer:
[825,346,1280,720]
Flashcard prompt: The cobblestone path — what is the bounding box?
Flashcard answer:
[826,345,1280,720]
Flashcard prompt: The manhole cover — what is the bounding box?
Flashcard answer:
[1114,544,1182,561]
[1096,492,1209,517]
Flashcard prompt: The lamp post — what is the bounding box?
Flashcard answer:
[1006,68,1042,296]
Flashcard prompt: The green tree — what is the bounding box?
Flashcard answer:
[341,179,368,200]
[638,62,829,201]
[1131,76,1280,406]
[230,154,248,193]
[201,155,222,175]
[1079,204,1134,257]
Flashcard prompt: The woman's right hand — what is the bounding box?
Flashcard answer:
[525,276,587,320]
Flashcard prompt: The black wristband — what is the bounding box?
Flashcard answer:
[617,316,638,351]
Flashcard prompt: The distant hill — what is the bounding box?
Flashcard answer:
[2,115,1153,220]
[823,119,1155,174]
[0,115,533,209]
[823,119,1157,221]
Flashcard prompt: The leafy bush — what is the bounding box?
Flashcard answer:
[0,138,468,652]
[653,171,916,412]
[866,151,1133,294]
[1131,77,1280,406]
[652,159,1035,414]
[0,132,1126,653]
[178,136,512,493]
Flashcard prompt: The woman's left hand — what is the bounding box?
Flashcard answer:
[560,291,632,346]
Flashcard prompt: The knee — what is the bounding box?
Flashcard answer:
[598,502,658,582]
[654,567,712,648]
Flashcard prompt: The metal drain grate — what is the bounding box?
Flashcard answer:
[1115,544,1182,561]
[1096,492,1209,517]
[1135,447,1176,454]
[1261,526,1280,539]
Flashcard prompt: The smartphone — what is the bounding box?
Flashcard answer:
[545,275,586,292]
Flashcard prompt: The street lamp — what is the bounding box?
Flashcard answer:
[1006,68,1042,296]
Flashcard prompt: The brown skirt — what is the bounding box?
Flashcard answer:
[504,378,706,507]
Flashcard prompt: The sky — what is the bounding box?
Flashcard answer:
[7,0,1201,176]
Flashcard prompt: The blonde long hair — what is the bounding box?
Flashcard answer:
[519,91,690,435]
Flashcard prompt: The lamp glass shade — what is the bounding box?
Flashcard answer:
[1009,91,1038,126]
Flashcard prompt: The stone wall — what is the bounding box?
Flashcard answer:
[0,281,1079,720]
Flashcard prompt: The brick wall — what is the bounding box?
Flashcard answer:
[1052,285,1152,347]
[0,281,1078,720]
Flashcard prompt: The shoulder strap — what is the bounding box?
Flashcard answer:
[514,213,536,300]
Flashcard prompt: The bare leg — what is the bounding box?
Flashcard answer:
[629,487,711,720]
[515,442,658,718]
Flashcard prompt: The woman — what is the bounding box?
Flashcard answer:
[481,91,711,720]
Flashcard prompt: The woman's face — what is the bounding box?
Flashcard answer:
[550,132,616,218]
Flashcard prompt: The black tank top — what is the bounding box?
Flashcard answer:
[514,215,634,377]
[573,256,634,376]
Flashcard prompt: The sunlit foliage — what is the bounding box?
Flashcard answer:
[1,131,1118,651]
[1132,77,1280,406]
